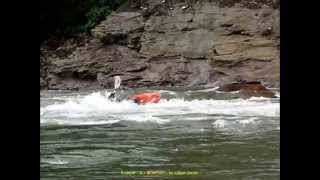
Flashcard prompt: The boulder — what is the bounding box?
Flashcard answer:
[218,81,275,97]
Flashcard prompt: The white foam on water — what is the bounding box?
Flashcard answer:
[158,90,177,95]
[212,117,262,131]
[187,87,220,93]
[42,159,69,165]
[183,117,210,121]
[236,117,259,125]
[41,91,279,126]
[40,118,120,126]
[212,120,227,128]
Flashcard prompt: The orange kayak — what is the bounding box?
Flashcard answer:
[129,92,161,105]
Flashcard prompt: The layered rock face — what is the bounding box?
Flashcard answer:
[40,0,280,91]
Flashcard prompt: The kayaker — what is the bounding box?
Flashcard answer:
[107,76,161,104]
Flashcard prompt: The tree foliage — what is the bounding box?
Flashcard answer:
[40,0,127,44]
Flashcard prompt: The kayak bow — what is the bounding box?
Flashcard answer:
[129,92,161,105]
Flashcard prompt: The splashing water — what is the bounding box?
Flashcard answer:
[41,89,279,179]
[41,90,279,126]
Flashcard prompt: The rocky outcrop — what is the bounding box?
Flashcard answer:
[40,0,280,92]
[218,81,276,98]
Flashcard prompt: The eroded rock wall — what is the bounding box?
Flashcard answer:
[40,0,280,90]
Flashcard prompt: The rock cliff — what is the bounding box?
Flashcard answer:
[40,0,280,91]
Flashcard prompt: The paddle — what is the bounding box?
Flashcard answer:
[114,76,121,90]
[108,76,121,101]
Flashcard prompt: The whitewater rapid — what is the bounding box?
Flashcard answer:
[41,90,280,127]
[41,89,280,180]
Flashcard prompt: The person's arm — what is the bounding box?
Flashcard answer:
[108,90,116,100]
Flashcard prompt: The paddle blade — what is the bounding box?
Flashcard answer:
[114,76,121,89]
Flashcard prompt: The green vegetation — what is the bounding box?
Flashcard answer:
[40,0,127,44]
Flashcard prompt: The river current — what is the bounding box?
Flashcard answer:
[40,88,280,179]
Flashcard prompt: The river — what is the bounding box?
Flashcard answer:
[40,88,280,179]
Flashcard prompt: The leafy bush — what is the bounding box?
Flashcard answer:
[84,0,128,31]
[40,0,128,44]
